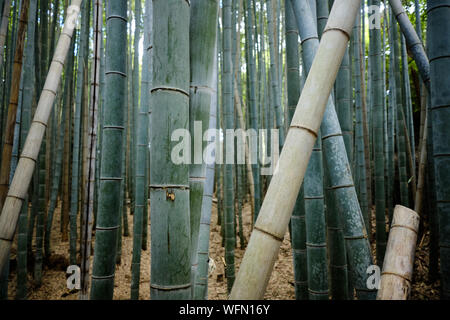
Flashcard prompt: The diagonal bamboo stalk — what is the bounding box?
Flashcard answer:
[0,0,82,276]
[388,0,430,93]
[229,0,363,300]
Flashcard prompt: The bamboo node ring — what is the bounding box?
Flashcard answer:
[290,125,318,139]
[253,226,284,243]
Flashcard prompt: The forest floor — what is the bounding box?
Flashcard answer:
[5,196,439,300]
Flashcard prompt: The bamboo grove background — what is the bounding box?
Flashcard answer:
[0,0,448,300]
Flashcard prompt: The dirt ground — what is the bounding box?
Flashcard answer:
[5,197,438,300]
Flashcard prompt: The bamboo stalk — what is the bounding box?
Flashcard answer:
[188,0,219,297]
[377,205,419,300]
[79,0,102,300]
[150,0,191,300]
[0,0,29,210]
[229,0,363,300]
[90,0,127,300]
[0,0,10,70]
[388,0,430,93]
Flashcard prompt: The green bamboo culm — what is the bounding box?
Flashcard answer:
[15,0,37,299]
[368,0,386,266]
[189,0,219,296]
[245,0,260,219]
[131,0,147,300]
[266,0,284,151]
[222,0,235,294]
[193,41,218,300]
[90,0,128,300]
[70,0,90,266]
[427,0,450,299]
[150,0,191,300]
[392,20,409,208]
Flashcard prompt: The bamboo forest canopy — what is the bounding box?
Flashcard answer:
[0,0,448,302]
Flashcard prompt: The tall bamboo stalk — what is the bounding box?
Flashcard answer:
[0,0,82,278]
[230,0,368,300]
[0,0,10,70]
[150,0,191,300]
[266,0,284,150]
[194,42,218,300]
[130,0,148,300]
[90,0,127,300]
[392,21,409,208]
[369,0,386,265]
[79,0,102,300]
[427,0,450,299]
[222,0,235,295]
[188,0,218,297]
[69,0,89,264]
[0,0,29,210]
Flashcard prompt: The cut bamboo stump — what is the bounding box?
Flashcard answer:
[377,205,420,300]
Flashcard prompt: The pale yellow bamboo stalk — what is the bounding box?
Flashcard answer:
[0,0,82,273]
[0,0,11,69]
[229,0,360,299]
[377,205,419,300]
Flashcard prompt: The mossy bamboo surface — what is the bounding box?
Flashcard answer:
[0,0,82,277]
[150,0,191,300]
[230,0,365,300]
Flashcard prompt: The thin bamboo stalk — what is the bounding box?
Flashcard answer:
[79,0,102,300]
[0,0,29,210]
[0,0,10,70]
